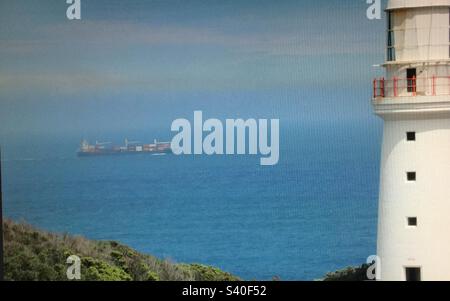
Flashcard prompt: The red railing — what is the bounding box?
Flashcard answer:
[373,76,450,98]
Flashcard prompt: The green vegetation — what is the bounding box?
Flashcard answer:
[322,264,373,281]
[180,264,241,281]
[3,220,241,281]
[3,219,374,281]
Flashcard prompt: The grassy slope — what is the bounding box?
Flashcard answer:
[3,220,240,281]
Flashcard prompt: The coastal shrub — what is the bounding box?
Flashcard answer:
[157,259,196,281]
[110,250,127,267]
[146,271,160,281]
[3,220,240,281]
[184,264,241,281]
[322,264,372,281]
[82,257,132,281]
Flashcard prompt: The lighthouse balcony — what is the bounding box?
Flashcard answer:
[372,76,450,116]
[373,76,450,99]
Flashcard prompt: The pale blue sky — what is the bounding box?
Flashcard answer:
[0,0,386,137]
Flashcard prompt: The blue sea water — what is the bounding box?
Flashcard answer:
[1,123,382,280]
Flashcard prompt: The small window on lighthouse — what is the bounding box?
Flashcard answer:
[407,217,418,227]
[407,172,416,182]
[406,132,416,141]
[405,267,421,281]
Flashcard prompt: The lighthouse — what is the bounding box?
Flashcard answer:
[373,0,450,281]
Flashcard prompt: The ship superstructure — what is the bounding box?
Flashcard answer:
[77,138,171,157]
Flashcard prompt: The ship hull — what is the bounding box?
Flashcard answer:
[77,149,172,157]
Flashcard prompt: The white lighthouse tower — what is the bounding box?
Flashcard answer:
[373,0,450,281]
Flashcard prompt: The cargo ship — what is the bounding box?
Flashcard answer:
[77,138,172,157]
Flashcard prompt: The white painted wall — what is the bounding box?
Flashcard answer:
[375,0,450,281]
[377,116,450,281]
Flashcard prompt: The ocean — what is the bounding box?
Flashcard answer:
[1,123,382,280]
